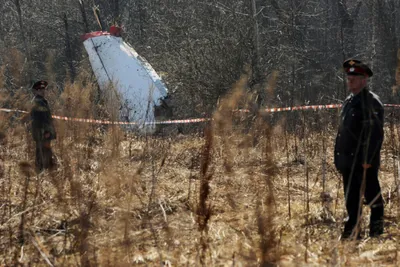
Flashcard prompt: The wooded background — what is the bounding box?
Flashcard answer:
[1,0,399,118]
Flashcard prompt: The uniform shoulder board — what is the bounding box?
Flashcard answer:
[369,91,383,106]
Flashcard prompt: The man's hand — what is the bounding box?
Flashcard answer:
[362,164,372,169]
[44,132,51,139]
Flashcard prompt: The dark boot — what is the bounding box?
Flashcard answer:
[369,221,383,237]
[341,221,362,240]
[369,217,383,237]
[369,204,384,237]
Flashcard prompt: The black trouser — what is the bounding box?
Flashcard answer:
[341,166,384,233]
[35,141,54,173]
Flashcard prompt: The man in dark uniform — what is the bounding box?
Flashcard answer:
[31,80,57,173]
[334,59,385,239]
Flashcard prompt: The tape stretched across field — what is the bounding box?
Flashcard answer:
[1,103,400,125]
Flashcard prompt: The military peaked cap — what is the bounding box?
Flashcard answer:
[343,59,373,77]
[32,80,48,90]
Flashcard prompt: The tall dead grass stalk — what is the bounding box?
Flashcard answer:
[284,120,291,219]
[255,111,278,266]
[197,125,213,266]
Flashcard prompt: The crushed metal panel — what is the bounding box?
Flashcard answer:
[82,31,168,133]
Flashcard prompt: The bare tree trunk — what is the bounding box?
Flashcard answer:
[337,0,362,98]
[14,0,32,82]
[93,0,105,31]
[369,0,377,91]
[376,0,398,87]
[339,22,347,98]
[251,0,260,84]
[337,0,363,58]
[113,0,120,25]
[64,13,76,83]
[395,49,400,95]
[137,0,147,44]
[77,0,90,33]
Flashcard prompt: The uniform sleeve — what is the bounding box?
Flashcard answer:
[363,99,384,165]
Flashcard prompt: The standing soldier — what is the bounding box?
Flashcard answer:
[334,59,385,239]
[30,80,57,173]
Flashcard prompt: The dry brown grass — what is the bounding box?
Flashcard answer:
[1,65,400,266]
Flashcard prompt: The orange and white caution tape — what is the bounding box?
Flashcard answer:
[0,108,28,114]
[384,104,400,108]
[2,104,400,125]
[51,115,210,125]
[0,108,210,125]
[237,104,343,113]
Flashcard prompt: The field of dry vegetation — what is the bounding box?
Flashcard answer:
[1,74,400,266]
